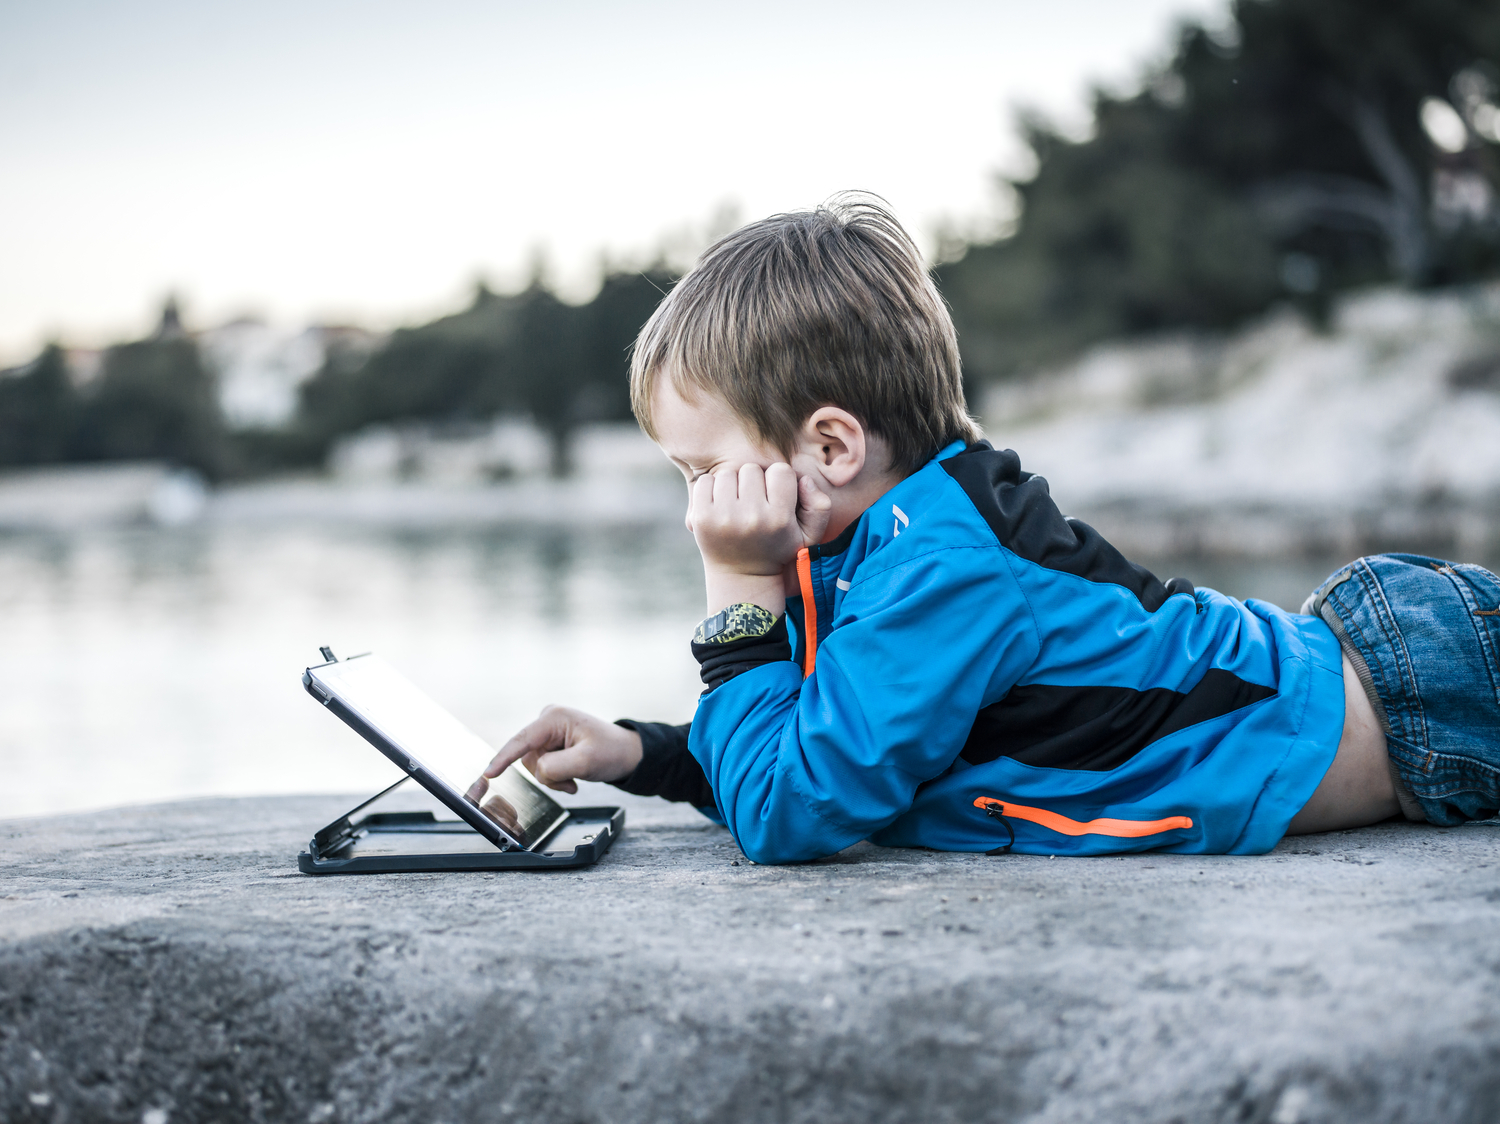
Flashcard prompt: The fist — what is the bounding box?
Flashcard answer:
[688,462,831,577]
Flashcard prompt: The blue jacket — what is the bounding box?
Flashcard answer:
[686,441,1345,864]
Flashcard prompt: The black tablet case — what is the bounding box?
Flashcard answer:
[298,655,624,874]
[299,777,624,874]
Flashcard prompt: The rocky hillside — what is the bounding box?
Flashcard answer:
[984,284,1500,561]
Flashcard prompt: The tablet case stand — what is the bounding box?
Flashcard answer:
[298,776,624,875]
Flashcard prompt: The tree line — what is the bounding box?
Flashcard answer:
[937,0,1500,378]
[3,0,1497,479]
[0,275,670,481]
[0,327,227,478]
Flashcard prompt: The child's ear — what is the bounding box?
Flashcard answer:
[799,407,866,488]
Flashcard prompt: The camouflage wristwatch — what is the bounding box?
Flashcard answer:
[694,603,779,645]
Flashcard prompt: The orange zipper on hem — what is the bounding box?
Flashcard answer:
[974,797,1192,838]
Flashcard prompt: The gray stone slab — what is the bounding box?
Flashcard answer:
[2,788,1498,1124]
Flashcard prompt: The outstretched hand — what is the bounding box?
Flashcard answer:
[465,705,643,800]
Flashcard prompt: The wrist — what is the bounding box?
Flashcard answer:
[701,555,790,581]
[605,728,644,781]
[703,570,785,617]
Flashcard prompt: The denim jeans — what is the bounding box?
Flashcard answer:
[1305,554,1500,826]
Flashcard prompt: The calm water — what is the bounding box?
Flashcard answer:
[0,522,708,819]
[0,520,1362,819]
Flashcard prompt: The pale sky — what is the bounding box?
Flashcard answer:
[0,0,1227,364]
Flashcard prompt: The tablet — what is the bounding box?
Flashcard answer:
[303,652,567,852]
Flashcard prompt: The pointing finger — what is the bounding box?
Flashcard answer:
[476,706,571,784]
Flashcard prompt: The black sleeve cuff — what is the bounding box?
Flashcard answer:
[610,720,714,806]
[691,615,793,691]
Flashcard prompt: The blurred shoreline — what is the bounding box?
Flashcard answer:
[4,283,1500,565]
[208,473,686,529]
[0,421,688,533]
[987,284,1500,564]
[2,465,1494,570]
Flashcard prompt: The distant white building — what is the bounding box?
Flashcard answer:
[198,319,382,430]
[328,418,668,484]
[329,418,553,484]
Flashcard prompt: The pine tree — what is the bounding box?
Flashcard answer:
[0,345,78,466]
[938,0,1500,382]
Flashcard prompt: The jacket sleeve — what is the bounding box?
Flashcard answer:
[609,720,715,807]
[688,546,1037,864]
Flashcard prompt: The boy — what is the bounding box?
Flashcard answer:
[468,196,1500,864]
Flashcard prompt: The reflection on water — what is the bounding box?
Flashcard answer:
[0,520,1403,819]
[0,523,707,819]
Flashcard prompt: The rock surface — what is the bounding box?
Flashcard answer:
[3,790,1499,1124]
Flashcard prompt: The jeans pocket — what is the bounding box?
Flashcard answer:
[1341,555,1500,825]
[1450,564,1500,708]
[1411,744,1500,824]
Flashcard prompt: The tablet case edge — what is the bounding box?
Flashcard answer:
[297,805,624,874]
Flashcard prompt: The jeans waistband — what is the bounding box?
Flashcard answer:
[1303,569,1427,822]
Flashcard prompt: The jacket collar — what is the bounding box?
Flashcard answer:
[807,439,972,562]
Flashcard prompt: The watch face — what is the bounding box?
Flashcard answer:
[696,603,777,645]
[694,610,727,644]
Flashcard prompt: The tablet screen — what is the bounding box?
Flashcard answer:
[309,654,568,850]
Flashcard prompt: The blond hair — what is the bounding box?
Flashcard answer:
[630,194,979,475]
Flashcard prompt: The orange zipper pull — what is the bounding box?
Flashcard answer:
[796,546,817,678]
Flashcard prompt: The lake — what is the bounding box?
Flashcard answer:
[0,516,1382,820]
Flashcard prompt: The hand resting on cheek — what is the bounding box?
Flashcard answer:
[652,383,902,616]
[687,462,833,579]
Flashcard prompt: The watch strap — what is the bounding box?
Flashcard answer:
[694,602,779,645]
